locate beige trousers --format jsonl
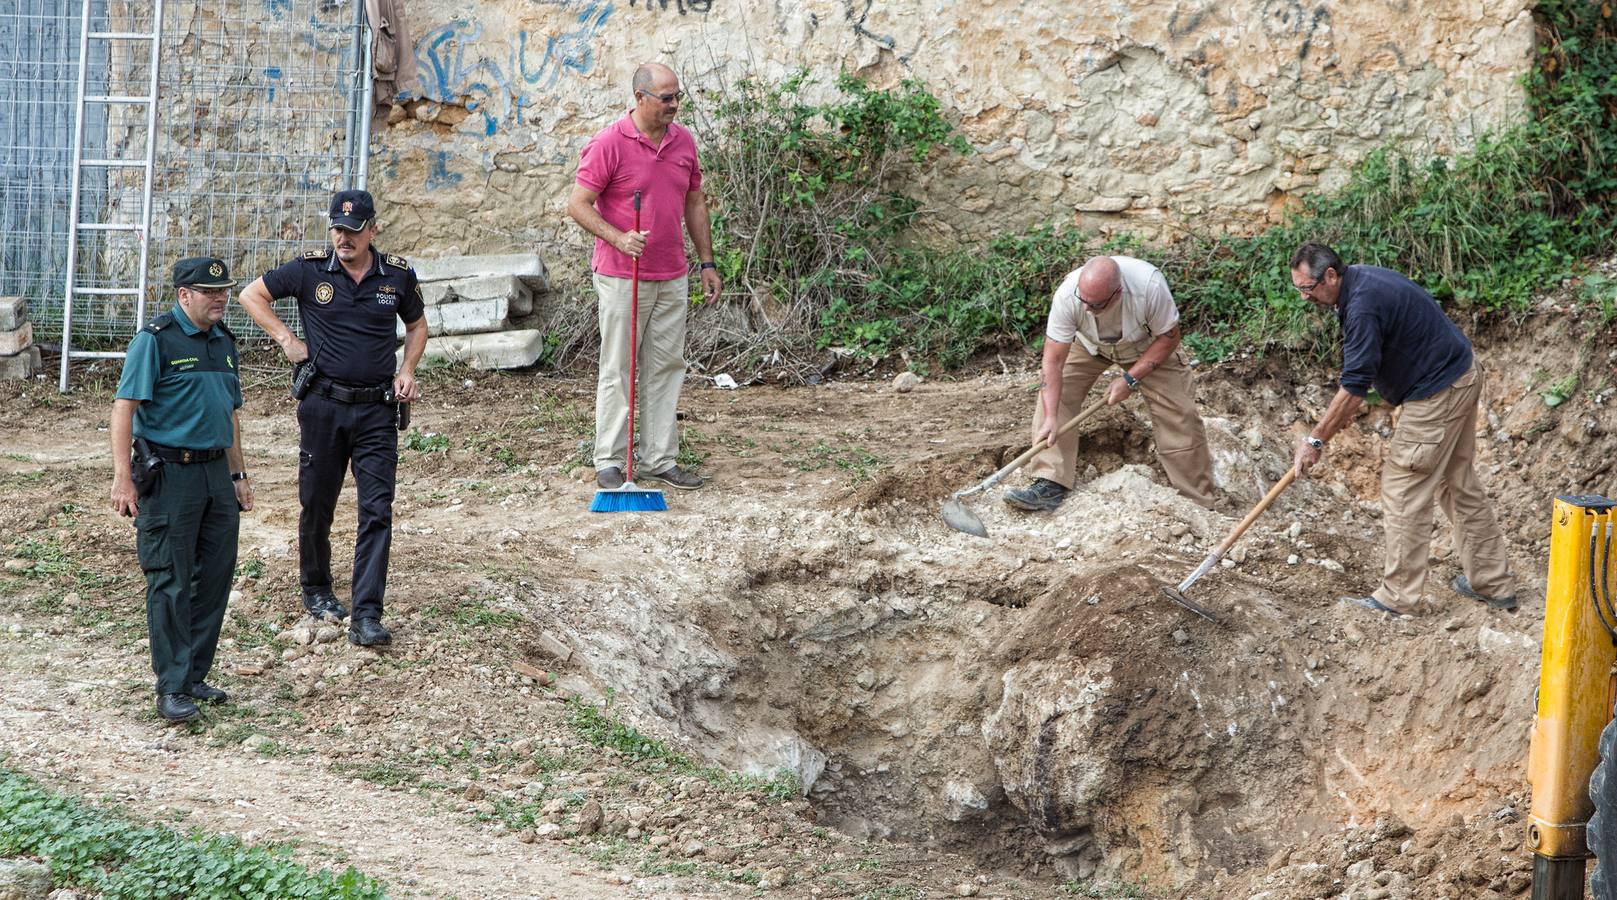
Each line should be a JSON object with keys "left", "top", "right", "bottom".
{"left": 593, "top": 272, "right": 688, "bottom": 476}
{"left": 1025, "top": 341, "right": 1216, "bottom": 508}
{"left": 1372, "top": 364, "right": 1514, "bottom": 608}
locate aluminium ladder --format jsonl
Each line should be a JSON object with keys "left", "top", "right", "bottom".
{"left": 57, "top": 0, "right": 165, "bottom": 392}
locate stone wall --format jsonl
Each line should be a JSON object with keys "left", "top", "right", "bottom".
{"left": 370, "top": 0, "right": 1535, "bottom": 270}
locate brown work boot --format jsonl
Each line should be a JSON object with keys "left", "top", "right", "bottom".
{"left": 641, "top": 465, "right": 705, "bottom": 490}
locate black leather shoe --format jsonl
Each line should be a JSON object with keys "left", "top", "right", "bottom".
{"left": 188, "top": 681, "right": 229, "bottom": 703}
{"left": 596, "top": 466, "right": 625, "bottom": 490}
{"left": 348, "top": 617, "right": 392, "bottom": 646}
{"left": 157, "top": 693, "right": 201, "bottom": 723}
{"left": 1003, "top": 478, "right": 1069, "bottom": 511}
{"left": 303, "top": 590, "right": 349, "bottom": 622}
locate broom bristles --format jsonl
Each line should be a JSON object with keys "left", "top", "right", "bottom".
{"left": 590, "top": 482, "right": 668, "bottom": 513}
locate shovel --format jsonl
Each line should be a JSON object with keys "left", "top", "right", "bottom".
{"left": 1160, "top": 467, "right": 1299, "bottom": 622}
{"left": 941, "top": 397, "right": 1110, "bottom": 538}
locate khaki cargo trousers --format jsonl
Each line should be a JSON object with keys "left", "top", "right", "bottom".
{"left": 593, "top": 272, "right": 688, "bottom": 476}
{"left": 1026, "top": 339, "right": 1216, "bottom": 508}
{"left": 1373, "top": 364, "right": 1514, "bottom": 609}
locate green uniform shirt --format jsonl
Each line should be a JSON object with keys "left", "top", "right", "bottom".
{"left": 115, "top": 304, "right": 243, "bottom": 449}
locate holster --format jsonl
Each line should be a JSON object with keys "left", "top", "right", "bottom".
{"left": 291, "top": 359, "right": 318, "bottom": 399}
{"left": 130, "top": 436, "right": 164, "bottom": 498}
{"left": 396, "top": 401, "right": 411, "bottom": 432}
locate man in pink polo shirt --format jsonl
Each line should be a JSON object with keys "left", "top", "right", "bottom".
{"left": 567, "top": 62, "right": 723, "bottom": 492}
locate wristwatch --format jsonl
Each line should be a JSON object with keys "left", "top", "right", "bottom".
{"left": 1121, "top": 372, "right": 1139, "bottom": 390}
{"left": 1305, "top": 436, "right": 1325, "bottom": 451}
{"left": 698, "top": 261, "right": 717, "bottom": 271}
{"left": 231, "top": 472, "right": 250, "bottom": 482}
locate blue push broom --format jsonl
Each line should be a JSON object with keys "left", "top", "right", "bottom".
{"left": 592, "top": 191, "right": 666, "bottom": 513}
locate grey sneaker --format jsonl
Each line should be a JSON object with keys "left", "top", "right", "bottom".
{"left": 596, "top": 466, "right": 625, "bottom": 490}
{"left": 1003, "top": 478, "right": 1068, "bottom": 512}
{"left": 1451, "top": 574, "right": 1518, "bottom": 611}
{"left": 641, "top": 465, "right": 705, "bottom": 490}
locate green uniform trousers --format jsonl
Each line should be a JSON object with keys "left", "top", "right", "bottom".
{"left": 136, "top": 457, "right": 239, "bottom": 695}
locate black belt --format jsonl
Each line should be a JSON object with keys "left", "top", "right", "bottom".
{"left": 310, "top": 375, "right": 391, "bottom": 404}
{"left": 148, "top": 444, "right": 226, "bottom": 464}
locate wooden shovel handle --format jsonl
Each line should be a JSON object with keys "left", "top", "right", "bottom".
{"left": 1213, "top": 467, "right": 1298, "bottom": 555}
{"left": 968, "top": 397, "right": 1111, "bottom": 496}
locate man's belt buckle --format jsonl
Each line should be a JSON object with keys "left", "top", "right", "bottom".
{"left": 181, "top": 449, "right": 193, "bottom": 463}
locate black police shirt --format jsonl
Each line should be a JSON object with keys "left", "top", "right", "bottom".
{"left": 262, "top": 247, "right": 425, "bottom": 386}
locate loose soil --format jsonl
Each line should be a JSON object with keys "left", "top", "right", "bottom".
{"left": 1, "top": 283, "right": 1613, "bottom": 899}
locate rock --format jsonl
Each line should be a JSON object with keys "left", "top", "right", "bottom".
{"left": 1287, "top": 554, "right": 1300, "bottom": 566}
{"left": 1173, "top": 629, "right": 1189, "bottom": 644}
{"left": 893, "top": 372, "right": 921, "bottom": 393}
{"left": 536, "top": 631, "right": 573, "bottom": 663}
{"left": 1288, "top": 521, "right": 1303, "bottom": 540}
{"left": 1169, "top": 522, "right": 1189, "bottom": 538}
{"left": 649, "top": 834, "right": 672, "bottom": 848}
{"left": 703, "top": 844, "right": 739, "bottom": 863}
{"left": 758, "top": 868, "right": 789, "bottom": 890}
{"left": 1478, "top": 625, "right": 1535, "bottom": 655}
{"left": 955, "top": 884, "right": 980, "bottom": 898}
{"left": 291, "top": 627, "right": 315, "bottom": 647}
{"left": 1229, "top": 545, "right": 1247, "bottom": 564}
{"left": 281, "top": 647, "right": 305, "bottom": 662}
{"left": 1319, "top": 558, "right": 1345, "bottom": 573}
{"left": 241, "top": 734, "right": 272, "bottom": 752}
{"left": 517, "top": 829, "right": 536, "bottom": 844}
{"left": 409, "top": 329, "right": 549, "bottom": 371}
{"left": 535, "top": 823, "right": 563, "bottom": 839}
{"left": 0, "top": 296, "right": 27, "bottom": 331}
{"left": 576, "top": 800, "right": 604, "bottom": 835}
{"left": 464, "top": 784, "right": 485, "bottom": 801}
{"left": 227, "top": 590, "right": 244, "bottom": 606}
{"left": 680, "top": 839, "right": 705, "bottom": 858}
{"left": 314, "top": 625, "right": 342, "bottom": 644}
{"left": 4, "top": 558, "right": 34, "bottom": 572}
{"left": 0, "top": 322, "right": 31, "bottom": 356}
{"left": 412, "top": 253, "right": 550, "bottom": 292}
{"left": 1345, "top": 859, "right": 1375, "bottom": 880}
{"left": 0, "top": 858, "right": 52, "bottom": 900}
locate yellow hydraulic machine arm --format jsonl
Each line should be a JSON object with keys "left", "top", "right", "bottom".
{"left": 1529, "top": 495, "right": 1617, "bottom": 899}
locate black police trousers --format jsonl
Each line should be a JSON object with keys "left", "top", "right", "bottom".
{"left": 137, "top": 456, "right": 238, "bottom": 695}
{"left": 296, "top": 392, "right": 397, "bottom": 622}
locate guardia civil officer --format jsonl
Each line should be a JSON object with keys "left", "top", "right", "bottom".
{"left": 111, "top": 257, "right": 255, "bottom": 723}
{"left": 237, "top": 190, "right": 427, "bottom": 647}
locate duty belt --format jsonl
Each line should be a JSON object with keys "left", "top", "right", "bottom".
{"left": 147, "top": 444, "right": 227, "bottom": 464}
{"left": 310, "top": 375, "right": 391, "bottom": 404}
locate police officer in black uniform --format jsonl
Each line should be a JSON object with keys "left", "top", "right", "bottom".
{"left": 112, "top": 256, "right": 255, "bottom": 723}
{"left": 238, "top": 190, "right": 426, "bottom": 647}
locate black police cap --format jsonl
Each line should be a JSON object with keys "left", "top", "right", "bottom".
{"left": 172, "top": 256, "right": 236, "bottom": 289}
{"left": 329, "top": 189, "right": 376, "bottom": 232}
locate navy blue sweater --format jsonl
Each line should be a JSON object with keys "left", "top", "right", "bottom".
{"left": 1336, "top": 265, "right": 1472, "bottom": 406}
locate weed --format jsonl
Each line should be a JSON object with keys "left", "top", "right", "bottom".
{"left": 331, "top": 760, "right": 422, "bottom": 789}
{"left": 1060, "top": 878, "right": 1146, "bottom": 898}
{"left": 235, "top": 558, "right": 267, "bottom": 580}
{"left": 780, "top": 440, "right": 886, "bottom": 482}
{"left": 567, "top": 697, "right": 801, "bottom": 798}
{"left": 1542, "top": 373, "right": 1580, "bottom": 407}
{"left": 0, "top": 769, "right": 383, "bottom": 898}
{"left": 403, "top": 430, "right": 450, "bottom": 453}
{"left": 423, "top": 595, "right": 524, "bottom": 629}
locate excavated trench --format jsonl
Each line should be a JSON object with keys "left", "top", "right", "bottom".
{"left": 549, "top": 326, "right": 1589, "bottom": 891}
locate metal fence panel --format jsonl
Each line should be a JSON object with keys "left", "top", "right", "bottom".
{"left": 1, "top": 0, "right": 366, "bottom": 347}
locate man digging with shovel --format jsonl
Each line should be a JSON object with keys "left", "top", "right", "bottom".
{"left": 1004, "top": 255, "right": 1216, "bottom": 512}
{"left": 1288, "top": 241, "right": 1516, "bottom": 616}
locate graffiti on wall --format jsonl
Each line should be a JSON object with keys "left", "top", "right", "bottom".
{"left": 415, "top": 2, "right": 614, "bottom": 137}
{"left": 626, "top": 0, "right": 712, "bottom": 13}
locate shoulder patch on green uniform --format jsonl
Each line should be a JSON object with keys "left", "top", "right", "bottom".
{"left": 304, "top": 248, "right": 332, "bottom": 260}
{"left": 142, "top": 312, "right": 175, "bottom": 334}
{"left": 385, "top": 254, "right": 410, "bottom": 269}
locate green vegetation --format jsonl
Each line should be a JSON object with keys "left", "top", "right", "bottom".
{"left": 778, "top": 438, "right": 886, "bottom": 482}
{"left": 0, "top": 769, "right": 383, "bottom": 899}
{"left": 422, "top": 594, "right": 524, "bottom": 629}
{"left": 402, "top": 429, "right": 450, "bottom": 453}
{"left": 1060, "top": 878, "right": 1146, "bottom": 898}
{"left": 567, "top": 695, "right": 802, "bottom": 799}
{"left": 696, "top": 2, "right": 1614, "bottom": 369}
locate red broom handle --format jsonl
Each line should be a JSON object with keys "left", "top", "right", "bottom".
{"left": 625, "top": 191, "right": 641, "bottom": 483}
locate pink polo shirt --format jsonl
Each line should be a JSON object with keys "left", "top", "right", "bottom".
{"left": 576, "top": 113, "right": 703, "bottom": 281}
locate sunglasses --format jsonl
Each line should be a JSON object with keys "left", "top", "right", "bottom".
{"left": 638, "top": 89, "right": 683, "bottom": 104}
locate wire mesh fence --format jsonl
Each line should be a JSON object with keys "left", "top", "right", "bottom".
{"left": 1, "top": 0, "right": 367, "bottom": 349}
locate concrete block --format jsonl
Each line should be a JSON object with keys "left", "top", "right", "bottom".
{"left": 420, "top": 274, "right": 533, "bottom": 315}
{"left": 0, "top": 321, "right": 33, "bottom": 356}
{"left": 0, "top": 296, "right": 25, "bottom": 331}
{"left": 413, "top": 254, "right": 549, "bottom": 293}
{"left": 397, "top": 297, "right": 511, "bottom": 338}
{"left": 404, "top": 329, "right": 547, "bottom": 371}
{"left": 0, "top": 346, "right": 38, "bottom": 380}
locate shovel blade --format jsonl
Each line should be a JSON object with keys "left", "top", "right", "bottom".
{"left": 941, "top": 498, "right": 988, "bottom": 538}
{"left": 1160, "top": 586, "right": 1221, "bottom": 623}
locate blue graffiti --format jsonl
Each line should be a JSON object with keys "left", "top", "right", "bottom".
{"left": 265, "top": 0, "right": 291, "bottom": 18}
{"left": 426, "top": 151, "right": 463, "bottom": 189}
{"left": 263, "top": 66, "right": 282, "bottom": 102}
{"left": 414, "top": 3, "right": 613, "bottom": 134}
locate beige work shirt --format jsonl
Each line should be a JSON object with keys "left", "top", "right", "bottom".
{"left": 1046, "top": 256, "right": 1180, "bottom": 356}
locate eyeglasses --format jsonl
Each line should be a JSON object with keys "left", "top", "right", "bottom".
{"left": 638, "top": 89, "right": 683, "bottom": 104}
{"left": 1079, "top": 286, "right": 1120, "bottom": 310}
{"left": 1294, "top": 277, "right": 1322, "bottom": 294}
